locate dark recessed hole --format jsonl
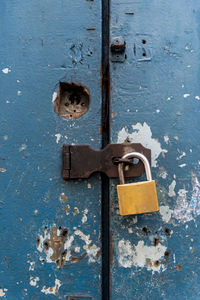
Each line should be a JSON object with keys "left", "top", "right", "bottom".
{"left": 153, "top": 238, "right": 160, "bottom": 246}
{"left": 154, "top": 260, "right": 160, "bottom": 267}
{"left": 142, "top": 227, "right": 150, "bottom": 234}
{"left": 164, "top": 250, "right": 170, "bottom": 257}
{"left": 53, "top": 82, "right": 90, "bottom": 119}
{"left": 164, "top": 228, "right": 171, "bottom": 236}
{"left": 36, "top": 237, "right": 40, "bottom": 247}
{"left": 44, "top": 241, "right": 49, "bottom": 250}
{"left": 142, "top": 53, "right": 146, "bottom": 57}
{"left": 62, "top": 229, "right": 69, "bottom": 237}
{"left": 142, "top": 39, "right": 146, "bottom": 44}
{"left": 62, "top": 249, "right": 67, "bottom": 256}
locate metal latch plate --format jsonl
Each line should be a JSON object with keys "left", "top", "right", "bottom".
{"left": 62, "top": 143, "right": 151, "bottom": 180}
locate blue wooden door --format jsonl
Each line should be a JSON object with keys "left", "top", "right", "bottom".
{"left": 0, "top": 0, "right": 102, "bottom": 299}
{"left": 110, "top": 1, "right": 200, "bottom": 299}
{"left": 1, "top": 0, "right": 200, "bottom": 299}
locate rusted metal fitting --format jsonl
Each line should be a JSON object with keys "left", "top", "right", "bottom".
{"left": 62, "top": 143, "right": 151, "bottom": 180}
{"left": 110, "top": 36, "right": 126, "bottom": 62}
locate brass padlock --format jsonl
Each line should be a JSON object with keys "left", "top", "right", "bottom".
{"left": 117, "top": 152, "right": 159, "bottom": 216}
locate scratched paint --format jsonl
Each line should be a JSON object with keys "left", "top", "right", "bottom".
{"left": 0, "top": 0, "right": 102, "bottom": 297}
{"left": 110, "top": 0, "right": 200, "bottom": 298}
{"left": 37, "top": 225, "right": 100, "bottom": 267}
{"left": 159, "top": 205, "right": 173, "bottom": 223}
{"left": 118, "top": 239, "right": 167, "bottom": 273}
{"left": 117, "top": 122, "right": 167, "bottom": 167}
{"left": 168, "top": 180, "right": 176, "bottom": 197}
{"left": 41, "top": 279, "right": 62, "bottom": 295}
{"left": 173, "top": 174, "right": 200, "bottom": 223}
{"left": 0, "top": 289, "right": 6, "bottom": 297}
{"left": 29, "top": 276, "right": 39, "bottom": 287}
{"left": 2, "top": 67, "right": 11, "bottom": 74}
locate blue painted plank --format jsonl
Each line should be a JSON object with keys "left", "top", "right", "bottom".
{"left": 0, "top": 0, "right": 102, "bottom": 299}
{"left": 110, "top": 1, "right": 200, "bottom": 299}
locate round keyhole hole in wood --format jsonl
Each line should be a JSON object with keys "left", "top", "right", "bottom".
{"left": 53, "top": 82, "right": 90, "bottom": 119}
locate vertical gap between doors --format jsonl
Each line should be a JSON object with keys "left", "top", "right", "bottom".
{"left": 101, "top": 0, "right": 110, "bottom": 298}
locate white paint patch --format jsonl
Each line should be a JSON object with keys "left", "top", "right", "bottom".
{"left": 195, "top": 96, "right": 200, "bottom": 100}
{"left": 74, "top": 230, "right": 91, "bottom": 245}
{"left": 41, "top": 279, "right": 62, "bottom": 295}
{"left": 19, "top": 144, "right": 27, "bottom": 152}
{"left": 30, "top": 276, "right": 39, "bottom": 287}
{"left": 38, "top": 226, "right": 100, "bottom": 266}
{"left": 117, "top": 122, "right": 167, "bottom": 167}
{"left": 179, "top": 163, "right": 186, "bottom": 168}
{"left": 74, "top": 230, "right": 100, "bottom": 263}
{"left": 17, "top": 90, "right": 22, "bottom": 96}
{"left": 176, "top": 151, "right": 186, "bottom": 160}
{"left": 156, "top": 109, "right": 160, "bottom": 113}
{"left": 164, "top": 136, "right": 169, "bottom": 144}
{"left": 75, "top": 246, "right": 80, "bottom": 253}
{"left": 73, "top": 207, "right": 80, "bottom": 214}
{"left": 64, "top": 235, "right": 74, "bottom": 261}
{"left": 159, "top": 206, "right": 173, "bottom": 223}
{"left": 87, "top": 183, "right": 91, "bottom": 188}
{"left": 2, "top": 68, "right": 11, "bottom": 74}
{"left": 173, "top": 175, "right": 200, "bottom": 223}
{"left": 85, "top": 244, "right": 100, "bottom": 263}
{"left": 28, "top": 261, "right": 35, "bottom": 271}
{"left": 168, "top": 180, "right": 176, "bottom": 197}
{"left": 52, "top": 92, "right": 57, "bottom": 103}
{"left": 183, "top": 94, "right": 190, "bottom": 98}
{"left": 0, "top": 168, "right": 7, "bottom": 173}
{"left": 0, "top": 288, "right": 7, "bottom": 297}
{"left": 118, "top": 239, "right": 167, "bottom": 272}
{"left": 55, "top": 134, "right": 62, "bottom": 144}
{"left": 159, "top": 167, "right": 168, "bottom": 179}
{"left": 82, "top": 209, "right": 88, "bottom": 224}
{"left": 4, "top": 135, "right": 8, "bottom": 141}
{"left": 37, "top": 228, "right": 50, "bottom": 253}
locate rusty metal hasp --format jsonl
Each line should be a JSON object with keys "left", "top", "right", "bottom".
{"left": 62, "top": 143, "right": 151, "bottom": 180}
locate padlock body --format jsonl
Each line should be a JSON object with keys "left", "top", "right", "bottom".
{"left": 117, "top": 180, "right": 159, "bottom": 216}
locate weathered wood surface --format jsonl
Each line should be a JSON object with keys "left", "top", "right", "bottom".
{"left": 0, "top": 0, "right": 102, "bottom": 298}
{"left": 110, "top": 1, "right": 200, "bottom": 299}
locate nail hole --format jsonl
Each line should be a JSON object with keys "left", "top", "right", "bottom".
{"left": 164, "top": 228, "right": 171, "bottom": 236}
{"left": 164, "top": 250, "right": 170, "bottom": 257}
{"left": 154, "top": 260, "right": 160, "bottom": 267}
{"left": 153, "top": 238, "right": 160, "bottom": 246}
{"left": 142, "top": 227, "right": 150, "bottom": 234}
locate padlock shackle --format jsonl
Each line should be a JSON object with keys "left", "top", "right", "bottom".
{"left": 118, "top": 152, "right": 152, "bottom": 184}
